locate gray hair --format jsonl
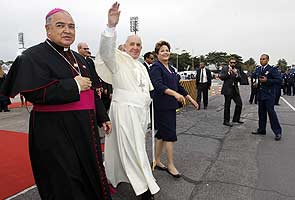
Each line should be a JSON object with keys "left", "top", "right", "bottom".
{"left": 46, "top": 15, "right": 53, "bottom": 25}
{"left": 45, "top": 10, "right": 70, "bottom": 25}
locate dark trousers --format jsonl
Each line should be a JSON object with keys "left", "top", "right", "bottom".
{"left": 197, "top": 83, "right": 209, "bottom": 108}
{"left": 249, "top": 87, "right": 257, "bottom": 104}
{"left": 282, "top": 84, "right": 287, "bottom": 95}
{"left": 287, "top": 83, "right": 292, "bottom": 95}
{"left": 223, "top": 91, "right": 242, "bottom": 122}
{"left": 258, "top": 98, "right": 282, "bottom": 136}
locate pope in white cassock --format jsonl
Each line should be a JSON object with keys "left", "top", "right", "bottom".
{"left": 95, "top": 2, "right": 160, "bottom": 200}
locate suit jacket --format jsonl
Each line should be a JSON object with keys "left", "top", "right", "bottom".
{"left": 219, "top": 65, "right": 241, "bottom": 96}
{"left": 252, "top": 64, "right": 282, "bottom": 101}
{"left": 196, "top": 68, "right": 212, "bottom": 88}
{"left": 150, "top": 61, "right": 188, "bottom": 111}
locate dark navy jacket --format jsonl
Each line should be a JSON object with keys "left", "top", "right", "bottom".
{"left": 252, "top": 65, "right": 282, "bottom": 101}
{"left": 150, "top": 61, "right": 188, "bottom": 111}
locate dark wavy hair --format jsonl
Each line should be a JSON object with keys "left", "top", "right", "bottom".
{"left": 154, "top": 40, "right": 171, "bottom": 54}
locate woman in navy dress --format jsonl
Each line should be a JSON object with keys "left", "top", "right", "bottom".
{"left": 150, "top": 41, "right": 198, "bottom": 177}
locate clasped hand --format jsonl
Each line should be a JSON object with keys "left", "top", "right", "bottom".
{"left": 102, "top": 121, "right": 112, "bottom": 134}
{"left": 74, "top": 76, "right": 92, "bottom": 91}
{"left": 259, "top": 76, "right": 267, "bottom": 83}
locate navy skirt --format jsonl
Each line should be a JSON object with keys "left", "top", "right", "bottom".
{"left": 154, "top": 109, "right": 177, "bottom": 142}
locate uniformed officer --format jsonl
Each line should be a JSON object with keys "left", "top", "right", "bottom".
{"left": 251, "top": 54, "right": 282, "bottom": 141}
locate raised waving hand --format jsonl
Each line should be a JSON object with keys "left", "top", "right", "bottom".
{"left": 108, "top": 2, "right": 121, "bottom": 28}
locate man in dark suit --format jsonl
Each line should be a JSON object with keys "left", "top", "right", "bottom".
{"left": 196, "top": 62, "right": 212, "bottom": 109}
{"left": 252, "top": 54, "right": 282, "bottom": 141}
{"left": 219, "top": 58, "right": 243, "bottom": 127}
{"left": 77, "top": 42, "right": 103, "bottom": 92}
{"left": 143, "top": 52, "right": 154, "bottom": 72}
{"left": 78, "top": 42, "right": 114, "bottom": 112}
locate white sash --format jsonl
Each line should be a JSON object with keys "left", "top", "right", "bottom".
{"left": 112, "top": 88, "right": 151, "bottom": 108}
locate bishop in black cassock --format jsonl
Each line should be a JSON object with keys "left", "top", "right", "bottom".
{"left": 0, "top": 8, "right": 112, "bottom": 200}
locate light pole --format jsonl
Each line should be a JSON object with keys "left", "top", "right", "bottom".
{"left": 130, "top": 16, "right": 139, "bottom": 34}
{"left": 175, "top": 48, "right": 179, "bottom": 71}
{"left": 17, "top": 32, "right": 26, "bottom": 55}
{"left": 191, "top": 49, "right": 194, "bottom": 70}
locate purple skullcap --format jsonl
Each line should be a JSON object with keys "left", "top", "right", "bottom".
{"left": 46, "top": 8, "right": 66, "bottom": 20}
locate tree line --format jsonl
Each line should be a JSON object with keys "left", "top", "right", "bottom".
{"left": 2, "top": 51, "right": 290, "bottom": 74}
{"left": 165, "top": 51, "right": 289, "bottom": 73}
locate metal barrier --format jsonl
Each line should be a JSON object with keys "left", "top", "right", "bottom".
{"left": 179, "top": 80, "right": 196, "bottom": 105}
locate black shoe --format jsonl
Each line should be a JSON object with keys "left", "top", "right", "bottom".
{"left": 275, "top": 134, "right": 282, "bottom": 141}
{"left": 251, "top": 130, "right": 266, "bottom": 135}
{"left": 223, "top": 122, "right": 233, "bottom": 127}
{"left": 166, "top": 169, "right": 181, "bottom": 178}
{"left": 204, "top": 106, "right": 207, "bottom": 109}
{"left": 141, "top": 190, "right": 154, "bottom": 200}
{"left": 232, "top": 120, "right": 244, "bottom": 124}
{"left": 249, "top": 101, "right": 253, "bottom": 104}
{"left": 155, "top": 165, "right": 168, "bottom": 171}
{"left": 4, "top": 109, "right": 10, "bottom": 112}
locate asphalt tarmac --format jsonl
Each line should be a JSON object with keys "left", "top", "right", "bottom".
{"left": 1, "top": 86, "right": 295, "bottom": 200}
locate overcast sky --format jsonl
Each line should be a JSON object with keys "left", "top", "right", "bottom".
{"left": 1, "top": 0, "right": 294, "bottom": 65}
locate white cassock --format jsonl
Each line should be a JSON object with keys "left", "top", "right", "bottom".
{"left": 95, "top": 29, "right": 160, "bottom": 196}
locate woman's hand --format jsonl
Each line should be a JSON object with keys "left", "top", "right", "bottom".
{"left": 174, "top": 93, "right": 186, "bottom": 105}
{"left": 186, "top": 95, "right": 199, "bottom": 110}
{"left": 190, "top": 99, "right": 199, "bottom": 110}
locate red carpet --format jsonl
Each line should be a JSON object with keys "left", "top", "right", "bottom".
{"left": 0, "top": 130, "right": 35, "bottom": 200}
{"left": 0, "top": 130, "right": 105, "bottom": 199}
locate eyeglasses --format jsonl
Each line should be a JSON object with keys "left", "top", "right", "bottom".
{"left": 83, "top": 48, "right": 89, "bottom": 50}
{"left": 230, "top": 62, "right": 236, "bottom": 64}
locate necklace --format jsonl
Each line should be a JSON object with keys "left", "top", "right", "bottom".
{"left": 46, "top": 40, "right": 81, "bottom": 75}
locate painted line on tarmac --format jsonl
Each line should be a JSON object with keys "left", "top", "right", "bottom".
{"left": 280, "top": 96, "right": 295, "bottom": 111}
{"left": 5, "top": 185, "right": 36, "bottom": 200}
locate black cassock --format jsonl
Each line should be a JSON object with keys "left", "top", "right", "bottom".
{"left": 0, "top": 40, "right": 112, "bottom": 200}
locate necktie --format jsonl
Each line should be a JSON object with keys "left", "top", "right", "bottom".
{"left": 201, "top": 69, "right": 204, "bottom": 83}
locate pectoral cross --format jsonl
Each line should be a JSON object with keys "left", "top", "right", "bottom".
{"left": 139, "top": 79, "right": 145, "bottom": 92}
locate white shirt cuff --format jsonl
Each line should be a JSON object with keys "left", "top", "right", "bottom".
{"left": 74, "top": 79, "right": 81, "bottom": 93}
{"left": 104, "top": 26, "right": 116, "bottom": 37}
